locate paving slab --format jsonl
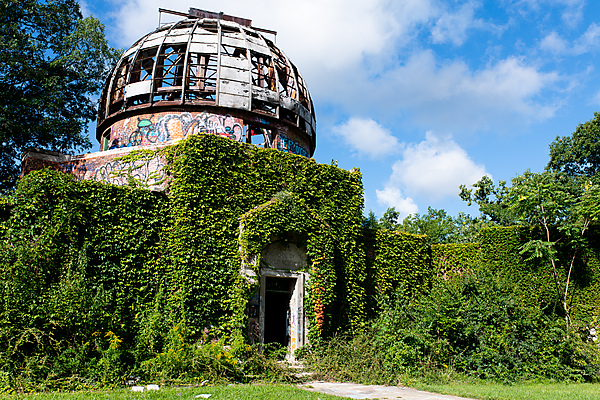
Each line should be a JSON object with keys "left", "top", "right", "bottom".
{"left": 299, "top": 381, "right": 477, "bottom": 400}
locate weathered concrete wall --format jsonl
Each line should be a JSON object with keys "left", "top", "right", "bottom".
{"left": 106, "top": 111, "right": 245, "bottom": 150}
{"left": 104, "top": 110, "right": 311, "bottom": 158}
{"left": 21, "top": 143, "right": 169, "bottom": 191}
{"left": 22, "top": 110, "right": 312, "bottom": 190}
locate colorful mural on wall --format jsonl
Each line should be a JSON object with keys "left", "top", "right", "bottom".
{"left": 108, "top": 112, "right": 245, "bottom": 149}
{"left": 20, "top": 145, "right": 171, "bottom": 191}
{"left": 278, "top": 133, "right": 309, "bottom": 158}
{"left": 92, "top": 155, "right": 166, "bottom": 187}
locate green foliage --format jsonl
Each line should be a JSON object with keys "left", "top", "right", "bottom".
{"left": 363, "top": 229, "right": 432, "bottom": 318}
{"left": 379, "top": 207, "right": 399, "bottom": 231}
{"left": 506, "top": 171, "right": 599, "bottom": 328}
{"left": 373, "top": 207, "right": 480, "bottom": 244}
{"left": 459, "top": 176, "right": 516, "bottom": 225}
{"left": 159, "top": 134, "right": 365, "bottom": 337}
{"left": 362, "top": 210, "right": 379, "bottom": 230}
{"left": 0, "top": 133, "right": 367, "bottom": 389}
{"left": 0, "top": 0, "right": 120, "bottom": 189}
{"left": 432, "top": 242, "right": 479, "bottom": 279}
{"left": 548, "top": 112, "right": 600, "bottom": 180}
{"left": 400, "top": 207, "right": 474, "bottom": 244}
{"left": 138, "top": 323, "right": 285, "bottom": 384}
{"left": 0, "top": 169, "right": 166, "bottom": 390}
{"left": 4, "top": 128, "right": 600, "bottom": 389}
{"left": 306, "top": 268, "right": 600, "bottom": 384}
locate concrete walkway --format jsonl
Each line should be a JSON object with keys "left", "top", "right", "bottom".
{"left": 298, "top": 381, "right": 477, "bottom": 400}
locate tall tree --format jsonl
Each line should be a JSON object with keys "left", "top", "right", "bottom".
{"left": 400, "top": 207, "right": 456, "bottom": 243}
{"left": 0, "top": 0, "right": 119, "bottom": 189}
{"left": 547, "top": 112, "right": 600, "bottom": 180}
{"left": 459, "top": 175, "right": 517, "bottom": 225}
{"left": 379, "top": 207, "right": 400, "bottom": 231}
{"left": 507, "top": 170, "right": 598, "bottom": 330}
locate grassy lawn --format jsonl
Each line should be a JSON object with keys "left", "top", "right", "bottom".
{"left": 2, "top": 381, "right": 600, "bottom": 400}
{"left": 1, "top": 384, "right": 346, "bottom": 400}
{"left": 417, "top": 381, "right": 600, "bottom": 400}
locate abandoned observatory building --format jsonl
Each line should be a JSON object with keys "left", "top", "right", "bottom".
{"left": 23, "top": 7, "right": 316, "bottom": 186}
{"left": 20, "top": 8, "right": 356, "bottom": 356}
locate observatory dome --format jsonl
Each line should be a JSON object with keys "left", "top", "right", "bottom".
{"left": 96, "top": 14, "right": 316, "bottom": 157}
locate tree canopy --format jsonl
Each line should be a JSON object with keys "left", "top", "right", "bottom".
{"left": 547, "top": 112, "right": 600, "bottom": 181}
{"left": 0, "top": 0, "right": 119, "bottom": 189}
{"left": 366, "top": 206, "right": 478, "bottom": 244}
{"left": 459, "top": 175, "right": 517, "bottom": 225}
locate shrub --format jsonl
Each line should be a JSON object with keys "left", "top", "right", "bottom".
{"left": 305, "top": 269, "right": 600, "bottom": 384}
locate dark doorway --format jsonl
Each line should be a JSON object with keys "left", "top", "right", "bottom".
{"left": 263, "top": 276, "right": 295, "bottom": 345}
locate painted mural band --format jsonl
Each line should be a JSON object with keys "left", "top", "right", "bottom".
{"left": 278, "top": 133, "right": 310, "bottom": 158}
{"left": 54, "top": 152, "right": 167, "bottom": 191}
{"left": 92, "top": 155, "right": 166, "bottom": 188}
{"left": 109, "top": 111, "right": 245, "bottom": 149}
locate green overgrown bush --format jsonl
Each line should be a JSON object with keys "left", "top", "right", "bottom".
{"left": 138, "top": 323, "right": 290, "bottom": 384}
{"left": 0, "top": 134, "right": 365, "bottom": 390}
{"left": 304, "top": 268, "right": 600, "bottom": 384}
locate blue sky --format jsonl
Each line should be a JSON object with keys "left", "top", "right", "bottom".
{"left": 83, "top": 0, "right": 600, "bottom": 219}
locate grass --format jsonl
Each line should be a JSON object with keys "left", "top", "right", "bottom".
{"left": 2, "top": 381, "right": 600, "bottom": 400}
{"left": 416, "top": 381, "right": 600, "bottom": 400}
{"left": 1, "top": 384, "right": 346, "bottom": 400}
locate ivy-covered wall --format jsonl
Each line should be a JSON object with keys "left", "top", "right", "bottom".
{"left": 362, "top": 230, "right": 432, "bottom": 319}
{"left": 158, "top": 134, "right": 365, "bottom": 337}
{"left": 2, "top": 134, "right": 367, "bottom": 349}
{"left": 3, "top": 132, "right": 600, "bottom": 387}
{"left": 0, "top": 169, "right": 167, "bottom": 383}
{"left": 430, "top": 226, "right": 600, "bottom": 324}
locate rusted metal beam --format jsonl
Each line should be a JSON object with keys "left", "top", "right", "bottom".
{"left": 252, "top": 26, "right": 278, "bottom": 39}
{"left": 188, "top": 7, "right": 252, "bottom": 27}
{"left": 158, "top": 8, "right": 188, "bottom": 18}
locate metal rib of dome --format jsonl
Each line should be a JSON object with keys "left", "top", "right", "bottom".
{"left": 97, "top": 17, "right": 316, "bottom": 155}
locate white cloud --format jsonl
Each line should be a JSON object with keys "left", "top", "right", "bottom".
{"left": 377, "top": 132, "right": 489, "bottom": 213}
{"left": 579, "top": 23, "right": 600, "bottom": 52}
{"left": 540, "top": 23, "right": 600, "bottom": 56}
{"left": 592, "top": 90, "right": 600, "bottom": 106}
{"left": 540, "top": 31, "right": 569, "bottom": 54}
{"left": 347, "top": 51, "right": 559, "bottom": 132}
{"left": 556, "top": 0, "right": 585, "bottom": 27}
{"left": 512, "top": 0, "right": 585, "bottom": 27}
{"left": 431, "top": 2, "right": 478, "bottom": 46}
{"left": 106, "top": 0, "right": 437, "bottom": 73}
{"left": 331, "top": 118, "right": 399, "bottom": 158}
{"left": 375, "top": 186, "right": 419, "bottom": 218}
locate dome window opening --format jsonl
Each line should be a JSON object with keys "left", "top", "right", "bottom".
{"left": 221, "top": 44, "right": 248, "bottom": 59}
{"left": 248, "top": 126, "right": 274, "bottom": 148}
{"left": 186, "top": 53, "right": 218, "bottom": 102}
{"left": 154, "top": 44, "right": 186, "bottom": 102}
{"left": 252, "top": 99, "right": 277, "bottom": 115}
{"left": 275, "top": 61, "right": 297, "bottom": 100}
{"left": 131, "top": 47, "right": 157, "bottom": 83}
{"left": 251, "top": 52, "right": 276, "bottom": 91}
{"left": 111, "top": 59, "right": 129, "bottom": 102}
{"left": 127, "top": 47, "right": 158, "bottom": 106}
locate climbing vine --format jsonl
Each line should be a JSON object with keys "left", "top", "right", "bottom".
{"left": 4, "top": 133, "right": 598, "bottom": 389}
{"left": 157, "top": 134, "right": 365, "bottom": 338}
{"left": 362, "top": 229, "right": 433, "bottom": 317}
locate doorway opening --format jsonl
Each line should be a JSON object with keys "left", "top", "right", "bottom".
{"left": 263, "top": 276, "right": 296, "bottom": 346}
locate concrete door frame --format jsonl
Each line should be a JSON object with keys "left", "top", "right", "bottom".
{"left": 259, "top": 267, "right": 308, "bottom": 359}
